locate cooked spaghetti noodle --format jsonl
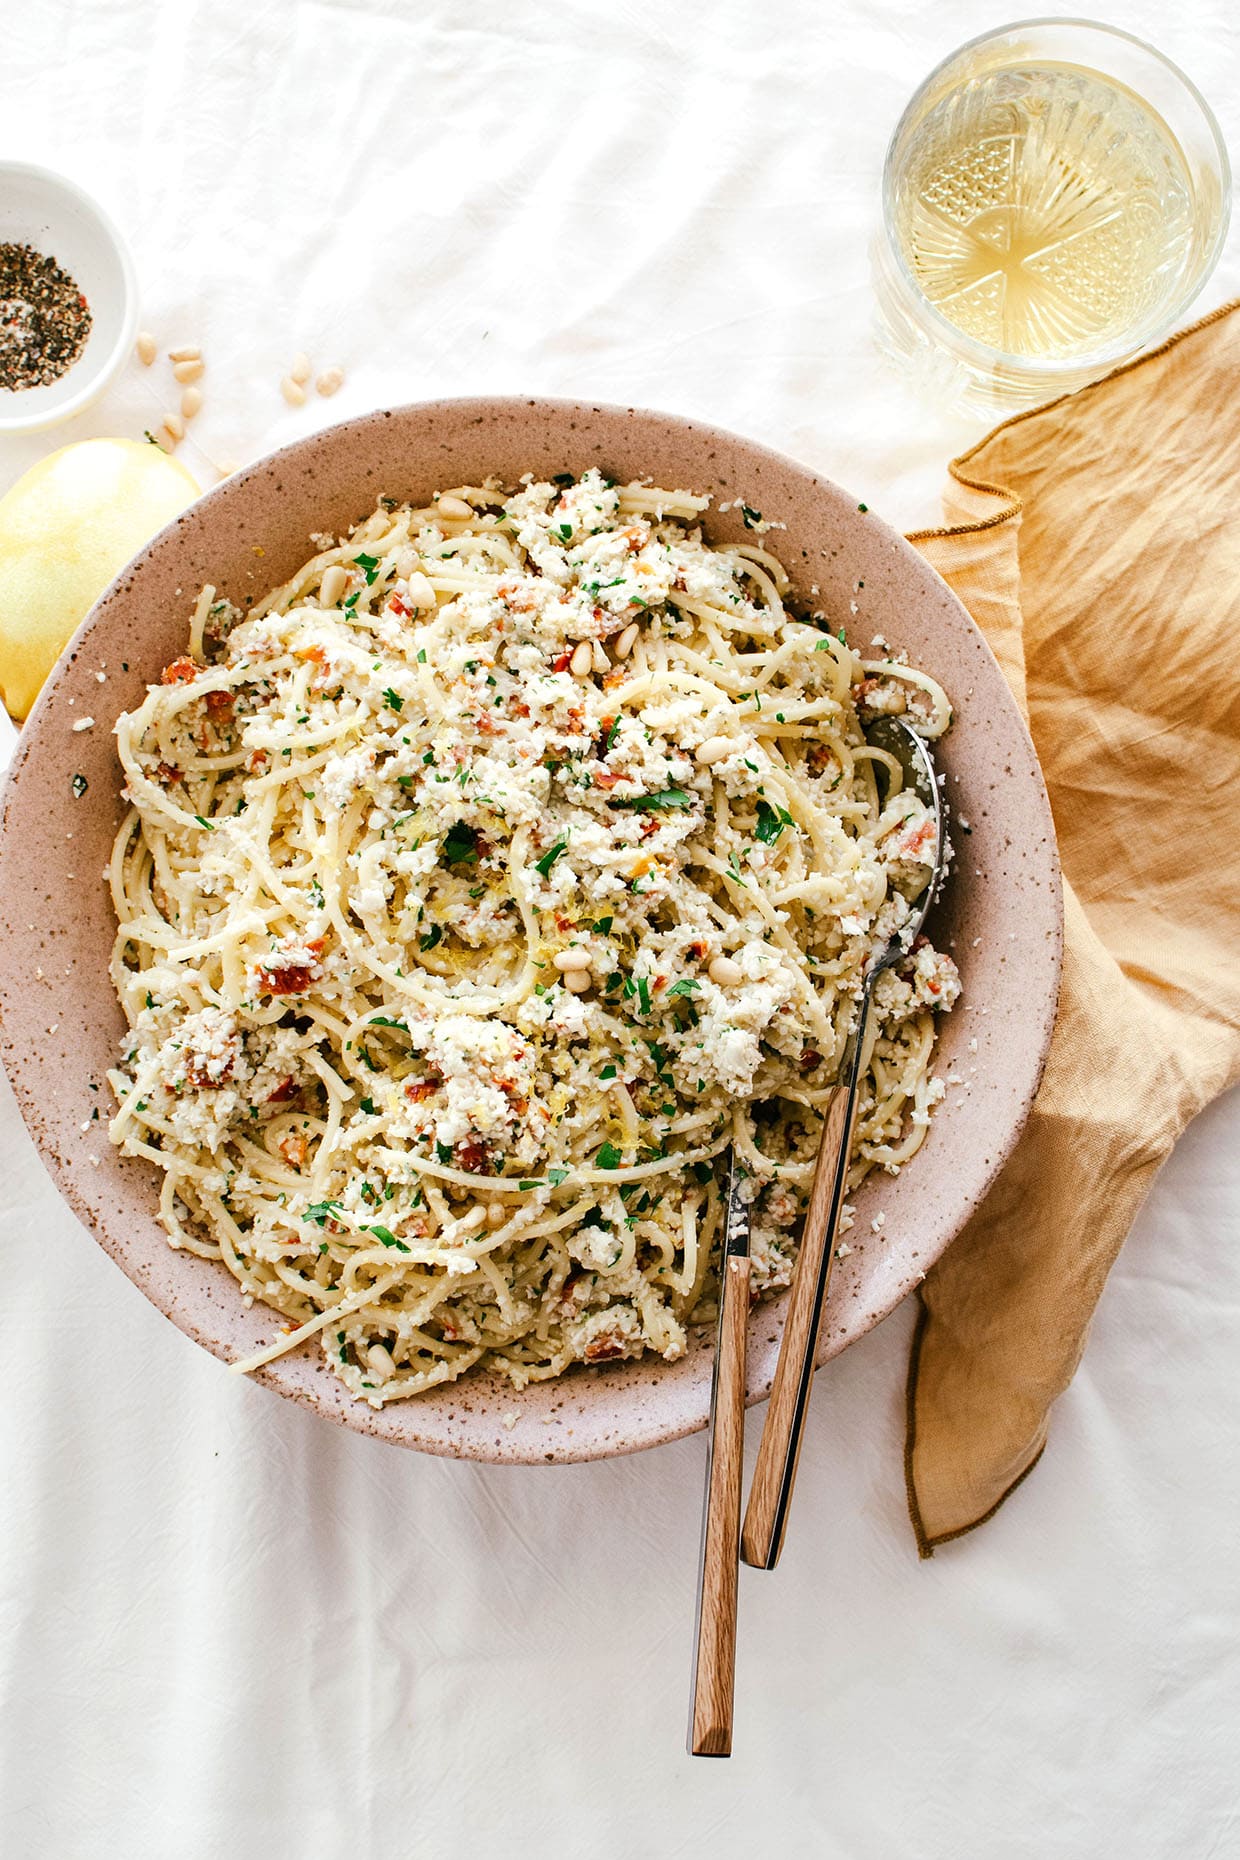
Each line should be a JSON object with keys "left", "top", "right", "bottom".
{"left": 107, "top": 472, "right": 959, "bottom": 1404}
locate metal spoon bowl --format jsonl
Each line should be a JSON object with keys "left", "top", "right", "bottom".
{"left": 863, "top": 712, "right": 948, "bottom": 979}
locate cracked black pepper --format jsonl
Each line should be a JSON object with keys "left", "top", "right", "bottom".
{"left": 0, "top": 243, "right": 93, "bottom": 391}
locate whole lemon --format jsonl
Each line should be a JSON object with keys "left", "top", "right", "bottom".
{"left": 0, "top": 438, "right": 198, "bottom": 720}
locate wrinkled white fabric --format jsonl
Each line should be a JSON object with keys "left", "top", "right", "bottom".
{"left": 1, "top": 3, "right": 1238, "bottom": 1855}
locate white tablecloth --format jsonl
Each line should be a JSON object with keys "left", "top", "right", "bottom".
{"left": 2, "top": 4, "right": 1238, "bottom": 1853}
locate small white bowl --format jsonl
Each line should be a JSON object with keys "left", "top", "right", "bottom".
{"left": 0, "top": 162, "right": 139, "bottom": 436}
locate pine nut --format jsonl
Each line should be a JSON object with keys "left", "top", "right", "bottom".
{"left": 280, "top": 376, "right": 307, "bottom": 407}
{"left": 168, "top": 345, "right": 201, "bottom": 363}
{"left": 708, "top": 955, "right": 743, "bottom": 986}
{"left": 486, "top": 1202, "right": 508, "bottom": 1227}
{"left": 136, "top": 331, "right": 157, "bottom": 366}
{"left": 457, "top": 1204, "right": 487, "bottom": 1233}
{"left": 405, "top": 572, "right": 436, "bottom": 612}
{"left": 172, "top": 358, "right": 204, "bottom": 384}
{"left": 436, "top": 494, "right": 474, "bottom": 520}
{"left": 180, "top": 386, "right": 203, "bottom": 419}
{"left": 696, "top": 735, "right": 732, "bottom": 765}
{"left": 569, "top": 639, "right": 592, "bottom": 677}
{"left": 319, "top": 564, "right": 348, "bottom": 606}
{"left": 553, "top": 947, "right": 591, "bottom": 972}
{"left": 563, "top": 968, "right": 592, "bottom": 993}
{"left": 160, "top": 413, "right": 184, "bottom": 444}
{"left": 290, "top": 352, "right": 312, "bottom": 385}
{"left": 613, "top": 622, "right": 639, "bottom": 660}
{"left": 366, "top": 1342, "right": 396, "bottom": 1379}
{"left": 316, "top": 366, "right": 345, "bottom": 396}
{"left": 591, "top": 637, "right": 610, "bottom": 674}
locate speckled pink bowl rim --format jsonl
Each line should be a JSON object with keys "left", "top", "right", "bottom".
{"left": 0, "top": 398, "right": 1062, "bottom": 1463}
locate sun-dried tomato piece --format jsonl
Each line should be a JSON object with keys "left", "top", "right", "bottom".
{"left": 257, "top": 964, "right": 314, "bottom": 996}
{"left": 453, "top": 1135, "right": 491, "bottom": 1174}
{"left": 584, "top": 1332, "right": 628, "bottom": 1363}
{"left": 161, "top": 656, "right": 200, "bottom": 685}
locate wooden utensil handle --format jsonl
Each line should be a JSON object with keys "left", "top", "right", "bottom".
{"left": 740, "top": 1007, "right": 867, "bottom": 1571}
{"left": 688, "top": 1251, "right": 750, "bottom": 1757}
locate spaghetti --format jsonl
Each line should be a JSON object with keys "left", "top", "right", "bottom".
{"left": 107, "top": 471, "right": 960, "bottom": 1405}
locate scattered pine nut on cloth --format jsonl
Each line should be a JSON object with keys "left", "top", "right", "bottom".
{"left": 903, "top": 303, "right": 1240, "bottom": 1554}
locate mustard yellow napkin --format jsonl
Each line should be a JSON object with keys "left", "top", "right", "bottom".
{"left": 902, "top": 303, "right": 1240, "bottom": 1554}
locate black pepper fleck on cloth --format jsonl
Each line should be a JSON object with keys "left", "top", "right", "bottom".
{"left": 0, "top": 243, "right": 92, "bottom": 391}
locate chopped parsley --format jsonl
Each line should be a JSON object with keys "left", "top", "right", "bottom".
{"left": 754, "top": 799, "right": 794, "bottom": 844}
{"left": 535, "top": 837, "right": 568, "bottom": 877}
{"left": 382, "top": 687, "right": 403, "bottom": 713}
{"left": 355, "top": 552, "right": 380, "bottom": 584}
{"left": 304, "top": 1200, "right": 342, "bottom": 1227}
{"left": 613, "top": 788, "right": 691, "bottom": 812}
{"left": 740, "top": 504, "right": 762, "bottom": 529}
{"left": 367, "top": 1224, "right": 410, "bottom": 1253}
{"left": 420, "top": 923, "right": 443, "bottom": 952}
{"left": 666, "top": 979, "right": 700, "bottom": 997}
{"left": 442, "top": 820, "right": 479, "bottom": 865}
{"left": 596, "top": 1141, "right": 623, "bottom": 1171}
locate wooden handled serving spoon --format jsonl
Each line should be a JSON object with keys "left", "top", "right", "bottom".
{"left": 688, "top": 1146, "right": 751, "bottom": 1756}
